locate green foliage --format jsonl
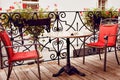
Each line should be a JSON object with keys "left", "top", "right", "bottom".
{"left": 83, "top": 7, "right": 118, "bottom": 30}
{"left": 13, "top": 8, "right": 49, "bottom": 38}
{"left": 101, "top": 7, "right": 118, "bottom": 18}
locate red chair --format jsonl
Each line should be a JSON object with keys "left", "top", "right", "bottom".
{"left": 86, "top": 18, "right": 120, "bottom": 71}
{"left": 0, "top": 27, "right": 41, "bottom": 80}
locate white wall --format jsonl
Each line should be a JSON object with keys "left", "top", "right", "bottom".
{"left": 39, "top": 0, "right": 98, "bottom": 11}
{"left": 0, "top": 0, "right": 21, "bottom": 12}
{"left": 1, "top": 0, "right": 120, "bottom": 11}
{"left": 0, "top": 0, "right": 98, "bottom": 12}
{"left": 107, "top": 0, "right": 120, "bottom": 10}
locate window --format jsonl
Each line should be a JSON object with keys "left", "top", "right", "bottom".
{"left": 23, "top": 0, "right": 39, "bottom": 1}
{"left": 98, "top": 0, "right": 107, "bottom": 10}
{"left": 22, "top": 3, "right": 39, "bottom": 9}
{"left": 22, "top": 0, "right": 39, "bottom": 10}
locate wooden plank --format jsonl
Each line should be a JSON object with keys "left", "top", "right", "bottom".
{"left": 78, "top": 53, "right": 120, "bottom": 80}
{"left": 29, "top": 63, "right": 50, "bottom": 80}
{"left": 91, "top": 53, "right": 120, "bottom": 73}
{"left": 21, "top": 65, "right": 39, "bottom": 80}
{"left": 59, "top": 59, "right": 88, "bottom": 80}
{"left": 42, "top": 61, "right": 69, "bottom": 80}
{"left": 0, "top": 52, "right": 120, "bottom": 80}
{"left": 55, "top": 59, "right": 89, "bottom": 80}
{"left": 70, "top": 58, "right": 104, "bottom": 80}
{"left": 13, "top": 66, "right": 30, "bottom": 80}
{"left": 0, "top": 69, "right": 7, "bottom": 80}
{"left": 50, "top": 60, "right": 85, "bottom": 80}
{"left": 4, "top": 67, "right": 18, "bottom": 80}
{"left": 40, "top": 63, "right": 60, "bottom": 80}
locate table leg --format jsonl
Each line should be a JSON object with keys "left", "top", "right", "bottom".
{"left": 57, "top": 38, "right": 60, "bottom": 65}
{"left": 83, "top": 36, "right": 86, "bottom": 64}
{"left": 53, "top": 38, "right": 85, "bottom": 77}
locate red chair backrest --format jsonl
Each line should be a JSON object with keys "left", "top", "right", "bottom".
{"left": 98, "top": 24, "right": 118, "bottom": 46}
{"left": 0, "top": 30, "right": 14, "bottom": 59}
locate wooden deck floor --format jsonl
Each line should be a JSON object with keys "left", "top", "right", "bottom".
{"left": 1, "top": 52, "right": 120, "bottom": 80}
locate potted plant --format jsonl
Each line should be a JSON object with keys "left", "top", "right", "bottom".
{"left": 83, "top": 7, "right": 119, "bottom": 31}
{"left": 11, "top": 8, "right": 49, "bottom": 38}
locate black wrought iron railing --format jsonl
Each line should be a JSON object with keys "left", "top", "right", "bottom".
{"left": 0, "top": 11, "right": 120, "bottom": 68}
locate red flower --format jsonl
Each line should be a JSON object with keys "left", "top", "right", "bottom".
{"left": 14, "top": 2, "right": 17, "bottom": 4}
{"left": 84, "top": 8, "right": 88, "bottom": 11}
{"left": 23, "top": 3, "right": 27, "bottom": 8}
{"left": 9, "top": 6, "right": 14, "bottom": 9}
{"left": 54, "top": 4, "right": 57, "bottom": 7}
{"left": 106, "top": 11, "right": 109, "bottom": 15}
{"left": 119, "top": 8, "right": 120, "bottom": 12}
{"left": 79, "top": 11, "right": 83, "bottom": 16}
{"left": 0, "top": 8, "right": 2, "bottom": 11}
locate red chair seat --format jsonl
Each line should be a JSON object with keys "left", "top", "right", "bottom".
{"left": 87, "top": 41, "right": 115, "bottom": 48}
{"left": 11, "top": 50, "right": 38, "bottom": 62}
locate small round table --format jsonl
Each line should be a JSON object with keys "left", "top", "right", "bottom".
{"left": 46, "top": 31, "right": 92, "bottom": 77}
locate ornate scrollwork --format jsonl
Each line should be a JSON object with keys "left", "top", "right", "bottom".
{"left": 50, "top": 53, "right": 57, "bottom": 60}
{"left": 3, "top": 59, "right": 24, "bottom": 67}
{"left": 48, "top": 12, "right": 56, "bottom": 22}
{"left": 49, "top": 12, "right": 64, "bottom": 32}
{"left": 50, "top": 38, "right": 66, "bottom": 60}
{"left": 15, "top": 61, "right": 24, "bottom": 65}
{"left": 59, "top": 12, "right": 66, "bottom": 19}
{"left": 117, "top": 45, "right": 120, "bottom": 51}
{"left": 0, "top": 13, "right": 9, "bottom": 26}
{"left": 60, "top": 52, "right": 66, "bottom": 59}
{"left": 90, "top": 35, "right": 98, "bottom": 43}
{"left": 4, "top": 59, "right": 9, "bottom": 67}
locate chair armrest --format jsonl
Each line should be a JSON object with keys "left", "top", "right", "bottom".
{"left": 4, "top": 43, "right": 41, "bottom": 48}
{"left": 104, "top": 35, "right": 108, "bottom": 40}
{"left": 104, "top": 34, "right": 118, "bottom": 46}
{"left": 104, "top": 34, "right": 118, "bottom": 39}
